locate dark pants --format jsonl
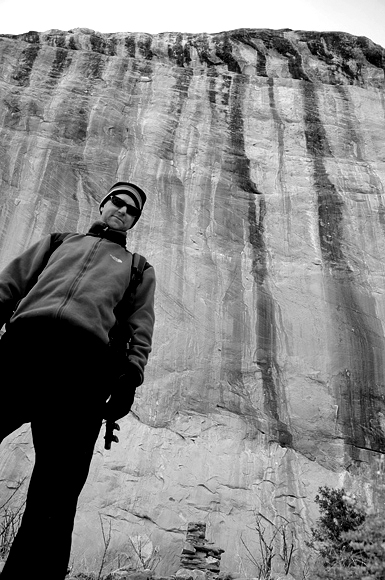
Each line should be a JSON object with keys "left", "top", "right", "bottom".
{"left": 0, "top": 320, "right": 111, "bottom": 580}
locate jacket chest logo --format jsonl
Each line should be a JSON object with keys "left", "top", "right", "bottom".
{"left": 110, "top": 254, "right": 123, "bottom": 263}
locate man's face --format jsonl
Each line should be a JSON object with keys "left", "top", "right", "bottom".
{"left": 100, "top": 193, "right": 138, "bottom": 232}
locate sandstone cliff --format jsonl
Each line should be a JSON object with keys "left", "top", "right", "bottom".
{"left": 0, "top": 27, "right": 384, "bottom": 577}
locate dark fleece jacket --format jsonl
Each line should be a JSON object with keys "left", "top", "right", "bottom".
{"left": 0, "top": 222, "right": 156, "bottom": 385}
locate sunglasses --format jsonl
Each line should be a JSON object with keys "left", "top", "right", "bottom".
{"left": 110, "top": 195, "right": 141, "bottom": 217}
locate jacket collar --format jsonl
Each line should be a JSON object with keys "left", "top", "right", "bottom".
{"left": 87, "top": 221, "right": 127, "bottom": 249}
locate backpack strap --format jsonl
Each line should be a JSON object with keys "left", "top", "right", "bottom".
{"left": 127, "top": 253, "right": 147, "bottom": 307}
{"left": 109, "top": 253, "right": 148, "bottom": 350}
{"left": 25, "top": 233, "right": 74, "bottom": 290}
{"left": 46, "top": 232, "right": 74, "bottom": 265}
{"left": 49, "top": 232, "right": 73, "bottom": 254}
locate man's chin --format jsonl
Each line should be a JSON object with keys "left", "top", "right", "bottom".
{"left": 107, "top": 217, "right": 126, "bottom": 231}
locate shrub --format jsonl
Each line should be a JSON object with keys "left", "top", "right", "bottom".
{"left": 309, "top": 464, "right": 385, "bottom": 580}
{"left": 308, "top": 486, "right": 366, "bottom": 575}
{"left": 339, "top": 467, "right": 385, "bottom": 580}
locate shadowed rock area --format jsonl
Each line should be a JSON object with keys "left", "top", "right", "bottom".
{"left": 0, "top": 26, "right": 385, "bottom": 577}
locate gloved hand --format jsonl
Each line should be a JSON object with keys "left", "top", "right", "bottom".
{"left": 103, "top": 364, "right": 142, "bottom": 421}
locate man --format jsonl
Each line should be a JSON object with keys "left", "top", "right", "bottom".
{"left": 0, "top": 182, "right": 155, "bottom": 579}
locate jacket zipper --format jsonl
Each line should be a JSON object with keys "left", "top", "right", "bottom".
{"left": 56, "top": 237, "right": 101, "bottom": 320}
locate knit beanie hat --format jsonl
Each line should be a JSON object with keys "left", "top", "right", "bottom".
{"left": 99, "top": 182, "right": 147, "bottom": 213}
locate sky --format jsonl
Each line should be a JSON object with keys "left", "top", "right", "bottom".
{"left": 1, "top": 0, "right": 385, "bottom": 48}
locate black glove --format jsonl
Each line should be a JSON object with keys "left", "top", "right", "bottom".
{"left": 104, "top": 383, "right": 136, "bottom": 421}
{"left": 103, "top": 364, "right": 142, "bottom": 422}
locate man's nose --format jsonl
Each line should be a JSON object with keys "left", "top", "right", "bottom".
{"left": 117, "top": 205, "right": 127, "bottom": 214}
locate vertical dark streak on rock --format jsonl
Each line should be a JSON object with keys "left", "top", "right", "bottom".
{"left": 133, "top": 37, "right": 154, "bottom": 80}
{"left": 208, "top": 72, "right": 217, "bottom": 104}
{"left": 43, "top": 31, "right": 66, "bottom": 49}
{"left": 192, "top": 34, "right": 217, "bottom": 68}
{"left": 224, "top": 72, "right": 292, "bottom": 445}
{"left": 90, "top": 34, "right": 114, "bottom": 56}
{"left": 168, "top": 34, "right": 191, "bottom": 67}
{"left": 11, "top": 44, "right": 41, "bottom": 86}
{"left": 229, "top": 76, "right": 260, "bottom": 194}
{"left": 58, "top": 103, "right": 88, "bottom": 144}
{"left": 376, "top": 90, "right": 385, "bottom": 231}
{"left": 137, "top": 36, "right": 154, "bottom": 60}
{"left": 256, "top": 50, "right": 267, "bottom": 77}
{"left": 257, "top": 31, "right": 310, "bottom": 81}
{"left": 377, "top": 198, "right": 385, "bottom": 233}
{"left": 174, "top": 75, "right": 190, "bottom": 300}
{"left": 248, "top": 193, "right": 292, "bottom": 447}
{"left": 208, "top": 72, "right": 254, "bottom": 424}
{"left": 377, "top": 90, "right": 385, "bottom": 230}
{"left": 302, "top": 81, "right": 385, "bottom": 453}
{"left": 268, "top": 83, "right": 282, "bottom": 140}
{"left": 303, "top": 82, "right": 345, "bottom": 264}
{"left": 220, "top": 75, "right": 231, "bottom": 107}
{"left": 335, "top": 85, "right": 385, "bottom": 237}
{"left": 84, "top": 52, "right": 105, "bottom": 80}
{"left": 35, "top": 36, "right": 104, "bottom": 213}
{"left": 228, "top": 29, "right": 268, "bottom": 77}
{"left": 125, "top": 36, "right": 136, "bottom": 58}
{"left": 336, "top": 297, "right": 385, "bottom": 454}
{"left": 248, "top": 196, "right": 267, "bottom": 285}
{"left": 160, "top": 68, "right": 193, "bottom": 162}
{"left": 251, "top": 202, "right": 278, "bottom": 418}
{"left": 215, "top": 33, "right": 242, "bottom": 74}
{"left": 3, "top": 97, "right": 22, "bottom": 129}
{"left": 68, "top": 36, "right": 78, "bottom": 51}
{"left": 333, "top": 85, "right": 364, "bottom": 160}
{"left": 48, "top": 47, "right": 72, "bottom": 84}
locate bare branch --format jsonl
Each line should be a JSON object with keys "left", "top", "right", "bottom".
{"left": 97, "top": 514, "right": 113, "bottom": 580}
